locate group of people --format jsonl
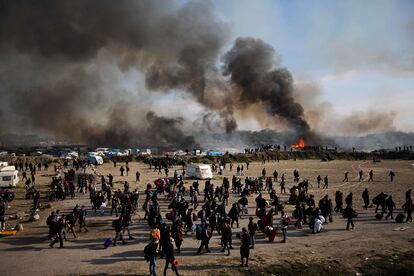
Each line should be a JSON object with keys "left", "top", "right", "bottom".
{"left": 46, "top": 205, "right": 88, "bottom": 248}
{"left": 7, "top": 155, "right": 412, "bottom": 276}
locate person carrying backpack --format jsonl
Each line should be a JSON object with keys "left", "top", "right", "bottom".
{"left": 163, "top": 238, "right": 181, "bottom": 276}
{"left": 144, "top": 239, "right": 159, "bottom": 276}
{"left": 196, "top": 222, "right": 212, "bottom": 254}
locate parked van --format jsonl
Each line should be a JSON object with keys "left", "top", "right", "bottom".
{"left": 186, "top": 163, "right": 213, "bottom": 180}
{"left": 0, "top": 163, "right": 19, "bottom": 187}
{"left": 87, "top": 154, "right": 104, "bottom": 165}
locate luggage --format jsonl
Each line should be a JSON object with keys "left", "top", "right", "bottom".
{"left": 166, "top": 210, "right": 175, "bottom": 221}
{"left": 375, "top": 213, "right": 383, "bottom": 220}
{"left": 104, "top": 238, "right": 112, "bottom": 248}
{"left": 242, "top": 206, "right": 248, "bottom": 215}
{"left": 172, "top": 258, "right": 179, "bottom": 268}
{"left": 0, "top": 230, "right": 18, "bottom": 237}
{"left": 395, "top": 213, "right": 405, "bottom": 223}
{"left": 268, "top": 229, "right": 276, "bottom": 242}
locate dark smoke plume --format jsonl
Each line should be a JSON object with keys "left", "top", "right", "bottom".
{"left": 0, "top": 1, "right": 321, "bottom": 148}
{"left": 223, "top": 38, "right": 317, "bottom": 143}
{"left": 0, "top": 0, "right": 229, "bottom": 148}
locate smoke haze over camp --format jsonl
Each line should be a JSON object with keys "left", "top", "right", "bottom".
{"left": 0, "top": 0, "right": 413, "bottom": 148}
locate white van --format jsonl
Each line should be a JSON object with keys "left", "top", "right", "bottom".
{"left": 186, "top": 163, "right": 213, "bottom": 180}
{"left": 0, "top": 165, "right": 19, "bottom": 187}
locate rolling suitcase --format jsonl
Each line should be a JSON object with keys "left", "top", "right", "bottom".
{"left": 104, "top": 238, "right": 112, "bottom": 248}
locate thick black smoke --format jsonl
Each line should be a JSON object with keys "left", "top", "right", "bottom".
{"left": 0, "top": 0, "right": 229, "bottom": 147}
{"left": 223, "top": 38, "right": 317, "bottom": 143}
{"left": 0, "top": 1, "right": 320, "bottom": 148}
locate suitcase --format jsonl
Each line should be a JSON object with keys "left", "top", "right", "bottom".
{"left": 395, "top": 213, "right": 405, "bottom": 223}
{"left": 104, "top": 238, "right": 112, "bottom": 248}
{"left": 268, "top": 229, "right": 276, "bottom": 242}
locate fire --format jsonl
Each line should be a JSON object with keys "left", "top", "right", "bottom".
{"left": 292, "top": 137, "right": 305, "bottom": 149}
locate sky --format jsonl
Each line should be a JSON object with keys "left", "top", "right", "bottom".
{"left": 213, "top": 0, "right": 414, "bottom": 132}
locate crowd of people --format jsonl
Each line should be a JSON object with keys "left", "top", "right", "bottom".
{"left": 2, "top": 157, "right": 413, "bottom": 276}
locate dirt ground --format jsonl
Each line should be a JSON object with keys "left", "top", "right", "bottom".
{"left": 0, "top": 159, "right": 413, "bottom": 276}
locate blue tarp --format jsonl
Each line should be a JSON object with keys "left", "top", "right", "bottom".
{"left": 207, "top": 151, "right": 225, "bottom": 156}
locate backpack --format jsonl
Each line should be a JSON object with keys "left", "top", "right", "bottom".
{"left": 143, "top": 244, "right": 151, "bottom": 262}
{"left": 46, "top": 216, "right": 52, "bottom": 226}
{"left": 395, "top": 213, "right": 405, "bottom": 223}
{"left": 104, "top": 238, "right": 112, "bottom": 249}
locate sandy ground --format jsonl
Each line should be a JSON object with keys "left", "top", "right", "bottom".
{"left": 0, "top": 159, "right": 413, "bottom": 276}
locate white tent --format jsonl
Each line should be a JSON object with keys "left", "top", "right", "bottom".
{"left": 186, "top": 163, "right": 213, "bottom": 179}
{"left": 0, "top": 165, "right": 19, "bottom": 187}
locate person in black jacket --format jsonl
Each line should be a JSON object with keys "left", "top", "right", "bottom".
{"left": 385, "top": 195, "right": 396, "bottom": 220}
{"left": 240, "top": 227, "right": 251, "bottom": 267}
{"left": 197, "top": 223, "right": 212, "bottom": 254}
{"left": 0, "top": 199, "right": 5, "bottom": 232}
{"left": 221, "top": 219, "right": 232, "bottom": 255}
{"left": 345, "top": 192, "right": 353, "bottom": 206}
{"left": 49, "top": 215, "right": 65, "bottom": 248}
{"left": 228, "top": 203, "right": 240, "bottom": 228}
{"left": 344, "top": 205, "right": 355, "bottom": 230}
{"left": 113, "top": 216, "right": 125, "bottom": 246}
{"left": 163, "top": 238, "right": 180, "bottom": 276}
{"left": 362, "top": 189, "right": 369, "bottom": 209}
{"left": 144, "top": 239, "right": 158, "bottom": 276}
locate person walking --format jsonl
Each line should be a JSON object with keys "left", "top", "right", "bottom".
{"left": 368, "top": 170, "right": 374, "bottom": 182}
{"left": 163, "top": 238, "right": 180, "bottom": 276}
{"left": 240, "top": 228, "right": 251, "bottom": 267}
{"left": 389, "top": 171, "right": 395, "bottom": 182}
{"left": 344, "top": 205, "right": 355, "bottom": 230}
{"left": 0, "top": 199, "right": 5, "bottom": 232}
{"left": 113, "top": 216, "right": 125, "bottom": 246}
{"left": 323, "top": 176, "right": 329, "bottom": 189}
{"left": 221, "top": 219, "right": 232, "bottom": 255}
{"left": 385, "top": 195, "right": 396, "bottom": 220}
{"left": 358, "top": 170, "right": 363, "bottom": 182}
{"left": 362, "top": 188, "right": 369, "bottom": 209}
{"left": 247, "top": 217, "right": 257, "bottom": 249}
{"left": 280, "top": 211, "right": 288, "bottom": 243}
{"left": 402, "top": 198, "right": 413, "bottom": 223}
{"left": 343, "top": 171, "right": 349, "bottom": 182}
{"left": 78, "top": 205, "right": 88, "bottom": 233}
{"left": 50, "top": 215, "right": 65, "bottom": 248}
{"left": 316, "top": 175, "right": 322, "bottom": 188}
{"left": 144, "top": 239, "right": 159, "bottom": 276}
{"left": 197, "top": 223, "right": 212, "bottom": 254}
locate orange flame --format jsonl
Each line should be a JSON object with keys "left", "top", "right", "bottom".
{"left": 292, "top": 137, "right": 305, "bottom": 149}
